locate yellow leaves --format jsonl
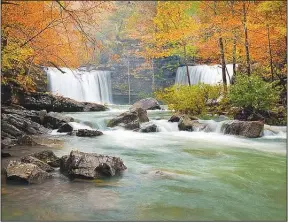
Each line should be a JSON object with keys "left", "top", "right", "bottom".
{"left": 15, "top": 75, "right": 36, "bottom": 92}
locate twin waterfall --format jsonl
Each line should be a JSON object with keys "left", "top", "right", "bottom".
{"left": 175, "top": 64, "right": 234, "bottom": 85}
{"left": 46, "top": 67, "right": 113, "bottom": 104}
{"left": 45, "top": 64, "right": 234, "bottom": 104}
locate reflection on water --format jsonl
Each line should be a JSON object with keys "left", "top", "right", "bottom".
{"left": 1, "top": 105, "right": 286, "bottom": 221}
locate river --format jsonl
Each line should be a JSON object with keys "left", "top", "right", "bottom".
{"left": 1, "top": 105, "right": 286, "bottom": 221}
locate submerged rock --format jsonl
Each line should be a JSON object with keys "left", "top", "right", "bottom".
{"left": 30, "top": 150, "right": 61, "bottom": 167}
{"left": 139, "top": 122, "right": 158, "bottom": 133}
{"left": 60, "top": 150, "right": 127, "bottom": 179}
{"left": 76, "top": 129, "right": 103, "bottom": 137}
{"left": 6, "top": 161, "right": 52, "bottom": 184}
{"left": 130, "top": 98, "right": 161, "bottom": 111}
{"left": 21, "top": 156, "right": 54, "bottom": 172}
{"left": 221, "top": 120, "right": 264, "bottom": 138}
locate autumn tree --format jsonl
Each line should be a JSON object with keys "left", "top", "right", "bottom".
{"left": 1, "top": 1, "right": 114, "bottom": 90}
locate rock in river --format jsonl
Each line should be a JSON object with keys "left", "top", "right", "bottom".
{"left": 60, "top": 150, "right": 127, "bottom": 179}
{"left": 107, "top": 108, "right": 149, "bottom": 130}
{"left": 130, "top": 98, "right": 161, "bottom": 111}
{"left": 30, "top": 150, "right": 61, "bottom": 167}
{"left": 139, "top": 122, "right": 158, "bottom": 133}
{"left": 21, "top": 156, "right": 54, "bottom": 172}
{"left": 6, "top": 161, "right": 52, "bottom": 184}
{"left": 221, "top": 120, "right": 264, "bottom": 138}
{"left": 76, "top": 129, "right": 103, "bottom": 137}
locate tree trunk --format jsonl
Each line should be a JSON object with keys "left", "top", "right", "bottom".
{"left": 219, "top": 37, "right": 227, "bottom": 93}
{"left": 183, "top": 45, "right": 191, "bottom": 86}
{"left": 243, "top": 2, "right": 251, "bottom": 76}
{"left": 232, "top": 37, "right": 237, "bottom": 77}
{"left": 127, "top": 59, "right": 131, "bottom": 105}
{"left": 151, "top": 59, "right": 155, "bottom": 91}
{"left": 267, "top": 24, "right": 274, "bottom": 81}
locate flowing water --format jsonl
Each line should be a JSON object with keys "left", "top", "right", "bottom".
{"left": 2, "top": 105, "right": 287, "bottom": 221}
{"left": 46, "top": 67, "right": 113, "bottom": 104}
{"left": 175, "top": 64, "right": 234, "bottom": 85}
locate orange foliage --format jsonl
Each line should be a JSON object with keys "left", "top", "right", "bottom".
{"left": 2, "top": 1, "right": 115, "bottom": 68}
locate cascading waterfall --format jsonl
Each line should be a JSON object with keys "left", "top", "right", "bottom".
{"left": 45, "top": 67, "right": 113, "bottom": 104}
{"left": 175, "top": 64, "right": 234, "bottom": 85}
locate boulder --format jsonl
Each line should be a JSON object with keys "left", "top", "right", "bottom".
{"left": 30, "top": 150, "right": 61, "bottom": 167}
{"left": 1, "top": 113, "right": 49, "bottom": 137}
{"left": 178, "top": 116, "right": 194, "bottom": 131}
{"left": 107, "top": 111, "right": 139, "bottom": 130}
{"left": 178, "top": 117, "right": 207, "bottom": 132}
{"left": 43, "top": 112, "right": 74, "bottom": 129}
{"left": 139, "top": 123, "right": 158, "bottom": 133}
{"left": 221, "top": 120, "right": 264, "bottom": 138}
{"left": 130, "top": 98, "right": 161, "bottom": 111}
{"left": 1, "top": 106, "right": 42, "bottom": 124}
{"left": 21, "top": 156, "right": 54, "bottom": 172}
{"left": 6, "top": 161, "right": 52, "bottom": 184}
{"left": 16, "top": 91, "right": 107, "bottom": 112}
{"left": 76, "top": 129, "right": 103, "bottom": 137}
{"left": 57, "top": 123, "right": 73, "bottom": 133}
{"left": 60, "top": 150, "right": 127, "bottom": 179}
{"left": 130, "top": 107, "right": 149, "bottom": 123}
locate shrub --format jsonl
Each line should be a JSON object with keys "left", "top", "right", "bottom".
{"left": 154, "top": 84, "right": 222, "bottom": 115}
{"left": 229, "top": 75, "right": 280, "bottom": 112}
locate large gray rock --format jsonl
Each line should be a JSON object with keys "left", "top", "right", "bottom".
{"left": 21, "top": 156, "right": 54, "bottom": 172}
{"left": 139, "top": 122, "right": 158, "bottom": 133}
{"left": 1, "top": 113, "right": 49, "bottom": 138}
{"left": 130, "top": 98, "right": 161, "bottom": 111}
{"left": 130, "top": 107, "right": 149, "bottom": 123}
{"left": 43, "top": 112, "right": 74, "bottom": 129}
{"left": 107, "top": 111, "right": 139, "bottom": 130}
{"left": 221, "top": 120, "right": 264, "bottom": 138}
{"left": 30, "top": 150, "right": 60, "bottom": 167}
{"left": 17, "top": 91, "right": 107, "bottom": 112}
{"left": 60, "top": 150, "right": 127, "bottom": 179}
{"left": 76, "top": 129, "right": 103, "bottom": 137}
{"left": 6, "top": 161, "right": 52, "bottom": 184}
{"left": 107, "top": 108, "right": 149, "bottom": 130}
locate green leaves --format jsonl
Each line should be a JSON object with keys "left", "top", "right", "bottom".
{"left": 155, "top": 84, "right": 222, "bottom": 115}
{"left": 229, "top": 75, "right": 280, "bottom": 112}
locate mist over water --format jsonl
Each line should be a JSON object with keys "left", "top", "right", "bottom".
{"left": 46, "top": 67, "right": 113, "bottom": 104}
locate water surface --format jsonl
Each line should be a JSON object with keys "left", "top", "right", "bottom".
{"left": 2, "top": 105, "right": 286, "bottom": 221}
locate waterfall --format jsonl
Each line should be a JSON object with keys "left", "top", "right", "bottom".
{"left": 45, "top": 67, "right": 113, "bottom": 104}
{"left": 175, "top": 64, "right": 234, "bottom": 85}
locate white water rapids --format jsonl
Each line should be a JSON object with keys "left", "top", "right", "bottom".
{"left": 45, "top": 67, "right": 113, "bottom": 104}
